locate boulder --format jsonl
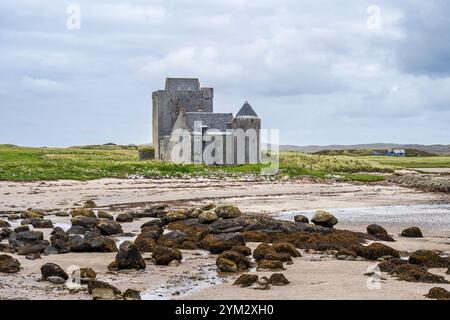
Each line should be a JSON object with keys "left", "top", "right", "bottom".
{"left": 70, "top": 208, "right": 96, "bottom": 218}
{"left": 17, "top": 240, "right": 50, "bottom": 255}
{"left": 198, "top": 232, "right": 245, "bottom": 254}
{"left": 71, "top": 216, "right": 98, "bottom": 229}
{"left": 14, "top": 225, "right": 30, "bottom": 233}
{"left": 0, "top": 219, "right": 11, "bottom": 228}
{"left": 389, "top": 264, "right": 448, "bottom": 284}
{"left": 231, "top": 245, "right": 252, "bottom": 256}
{"left": 257, "top": 259, "right": 285, "bottom": 272}
{"left": 116, "top": 213, "right": 133, "bottom": 223}
{"left": 311, "top": 210, "right": 338, "bottom": 228}
{"left": 16, "top": 231, "right": 44, "bottom": 243}
{"left": 408, "top": 250, "right": 449, "bottom": 268}
{"left": 31, "top": 219, "right": 54, "bottom": 229}
{"left": 88, "top": 280, "right": 122, "bottom": 300}
{"left": 425, "top": 287, "right": 450, "bottom": 300}
{"left": 123, "top": 289, "right": 142, "bottom": 300}
{"left": 367, "top": 224, "right": 388, "bottom": 236}
{"left": 198, "top": 211, "right": 218, "bottom": 224}
{"left": 164, "top": 211, "right": 187, "bottom": 223}
{"left": 269, "top": 273, "right": 290, "bottom": 286}
{"left": 109, "top": 241, "right": 146, "bottom": 271}
{"left": 54, "top": 211, "right": 70, "bottom": 217}
{"left": 47, "top": 276, "right": 67, "bottom": 285}
{"left": 358, "top": 243, "right": 400, "bottom": 260}
{"left": 83, "top": 200, "right": 98, "bottom": 208}
{"left": 65, "top": 235, "right": 91, "bottom": 252}
{"left": 84, "top": 232, "right": 118, "bottom": 252}
{"left": 216, "top": 258, "right": 237, "bottom": 273}
{"left": 97, "top": 211, "right": 114, "bottom": 220}
{"left": 187, "top": 208, "right": 203, "bottom": 218}
{"left": 135, "top": 232, "right": 158, "bottom": 252}
{"left": 217, "top": 250, "right": 252, "bottom": 271}
{"left": 21, "top": 210, "right": 44, "bottom": 219}
{"left": 201, "top": 203, "right": 216, "bottom": 211}
{"left": 96, "top": 219, "right": 123, "bottom": 236}
{"left": 7, "top": 214, "right": 20, "bottom": 221}
{"left": 152, "top": 246, "right": 182, "bottom": 265}
{"left": 272, "top": 242, "right": 301, "bottom": 258}
{"left": 401, "top": 227, "right": 423, "bottom": 238}
{"left": 41, "top": 263, "right": 68, "bottom": 280}
{"left": 49, "top": 228, "right": 69, "bottom": 254}
{"left": 294, "top": 215, "right": 309, "bottom": 224}
{"left": 234, "top": 274, "right": 259, "bottom": 287}
{"left": 240, "top": 231, "right": 270, "bottom": 242}
{"left": 0, "top": 254, "right": 21, "bottom": 273}
{"left": 141, "top": 219, "right": 166, "bottom": 229}
{"left": 215, "top": 205, "right": 242, "bottom": 219}
{"left": 67, "top": 225, "right": 89, "bottom": 235}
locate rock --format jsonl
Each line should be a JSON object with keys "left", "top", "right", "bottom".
{"left": 425, "top": 287, "right": 450, "bottom": 300}
{"left": 88, "top": 280, "right": 121, "bottom": 295}
{"left": 215, "top": 205, "right": 242, "bottom": 219}
{"left": 88, "top": 281, "right": 122, "bottom": 300}
{"left": 231, "top": 245, "right": 252, "bottom": 256}
{"left": 358, "top": 243, "right": 400, "bottom": 260}
{"left": 7, "top": 214, "right": 20, "bottom": 221}
{"left": 31, "top": 219, "right": 54, "bottom": 229}
{"left": 272, "top": 242, "right": 301, "bottom": 258}
{"left": 14, "top": 225, "right": 30, "bottom": 233}
{"left": 67, "top": 225, "right": 89, "bottom": 235}
{"left": 70, "top": 208, "right": 96, "bottom": 218}
{"left": 198, "top": 211, "right": 218, "bottom": 224}
{"left": 198, "top": 232, "right": 245, "bottom": 254}
{"left": 141, "top": 219, "right": 166, "bottom": 229}
{"left": 84, "top": 231, "right": 118, "bottom": 252}
{"left": 367, "top": 224, "right": 388, "bottom": 236}
{"left": 0, "top": 219, "right": 11, "bottom": 228}
{"left": 0, "top": 244, "right": 15, "bottom": 253}
{"left": 188, "top": 208, "right": 203, "bottom": 218}
{"left": 83, "top": 200, "right": 98, "bottom": 208}
{"left": 201, "top": 203, "right": 216, "bottom": 211}
{"left": 21, "top": 210, "right": 44, "bottom": 219}
{"left": 116, "top": 213, "right": 133, "bottom": 223}
{"left": 240, "top": 231, "right": 270, "bottom": 242}
{"left": 109, "top": 241, "right": 146, "bottom": 271}
{"left": 408, "top": 250, "right": 449, "bottom": 268}
{"left": 96, "top": 219, "right": 123, "bottom": 236}
{"left": 157, "top": 231, "right": 191, "bottom": 249}
{"left": 41, "top": 263, "right": 69, "bottom": 280}
{"left": 269, "top": 273, "right": 290, "bottom": 286}
{"left": 123, "top": 289, "right": 142, "bottom": 300}
{"left": 50, "top": 227, "right": 69, "bottom": 253}
{"left": 311, "top": 210, "right": 338, "bottom": 228}
{"left": 294, "top": 215, "right": 309, "bottom": 224}
{"left": 0, "top": 254, "right": 21, "bottom": 273}
{"left": 257, "top": 260, "right": 285, "bottom": 272}
{"left": 135, "top": 232, "right": 158, "bottom": 252}
{"left": 16, "top": 231, "right": 44, "bottom": 243}
{"left": 217, "top": 250, "right": 252, "bottom": 271}
{"left": 43, "top": 246, "right": 59, "bottom": 255}
{"left": 97, "top": 211, "right": 114, "bottom": 220}
{"left": 401, "top": 227, "right": 423, "bottom": 238}
{"left": 389, "top": 264, "right": 448, "bottom": 284}
{"left": 234, "top": 274, "right": 259, "bottom": 287}
{"left": 47, "top": 276, "right": 66, "bottom": 285}
{"left": 216, "top": 257, "right": 237, "bottom": 272}
{"left": 26, "top": 253, "right": 41, "bottom": 260}
{"left": 152, "top": 246, "right": 182, "bottom": 265}
{"left": 71, "top": 216, "right": 98, "bottom": 229}
{"left": 66, "top": 235, "right": 91, "bottom": 252}
{"left": 16, "top": 240, "right": 50, "bottom": 255}
{"left": 164, "top": 211, "right": 187, "bottom": 223}
{"left": 77, "top": 267, "right": 97, "bottom": 283}
{"left": 54, "top": 211, "right": 70, "bottom": 217}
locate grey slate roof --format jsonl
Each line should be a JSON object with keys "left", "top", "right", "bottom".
{"left": 185, "top": 112, "right": 233, "bottom": 132}
{"left": 236, "top": 101, "right": 258, "bottom": 118}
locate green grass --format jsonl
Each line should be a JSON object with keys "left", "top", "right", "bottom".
{"left": 364, "top": 156, "right": 450, "bottom": 168}
{"left": 0, "top": 145, "right": 397, "bottom": 182}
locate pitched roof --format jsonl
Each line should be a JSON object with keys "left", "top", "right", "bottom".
{"left": 236, "top": 101, "right": 258, "bottom": 118}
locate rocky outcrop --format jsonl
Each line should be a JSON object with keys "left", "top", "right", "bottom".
{"left": 198, "top": 232, "right": 245, "bottom": 254}
{"left": 425, "top": 287, "right": 450, "bottom": 300}
{"left": 356, "top": 243, "right": 400, "bottom": 260}
{"left": 294, "top": 215, "right": 309, "bottom": 224}
{"left": 198, "top": 211, "right": 218, "bottom": 224}
{"left": 216, "top": 250, "right": 252, "bottom": 272}
{"left": 0, "top": 254, "right": 21, "bottom": 273}
{"left": 408, "top": 250, "right": 449, "bottom": 268}
{"left": 215, "top": 205, "right": 242, "bottom": 219}
{"left": 71, "top": 208, "right": 97, "bottom": 218}
{"left": 96, "top": 219, "right": 123, "bottom": 236}
{"left": 401, "top": 227, "right": 423, "bottom": 238}
{"left": 108, "top": 241, "right": 146, "bottom": 271}
{"left": 311, "top": 210, "right": 338, "bottom": 228}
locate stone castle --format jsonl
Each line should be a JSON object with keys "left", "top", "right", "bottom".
{"left": 152, "top": 78, "right": 261, "bottom": 164}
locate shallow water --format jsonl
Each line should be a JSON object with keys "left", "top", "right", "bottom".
{"left": 273, "top": 204, "right": 450, "bottom": 229}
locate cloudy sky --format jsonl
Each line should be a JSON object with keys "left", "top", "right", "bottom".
{"left": 1, "top": 0, "right": 449, "bottom": 147}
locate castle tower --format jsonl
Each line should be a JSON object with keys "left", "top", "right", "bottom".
{"left": 233, "top": 101, "right": 261, "bottom": 164}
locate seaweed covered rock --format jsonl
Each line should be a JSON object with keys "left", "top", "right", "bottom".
{"left": 157, "top": 230, "right": 189, "bottom": 248}
{"left": 234, "top": 274, "right": 258, "bottom": 287}
{"left": 0, "top": 254, "right": 20, "bottom": 273}
{"left": 97, "top": 211, "right": 114, "bottom": 220}
{"left": 408, "top": 250, "right": 449, "bottom": 268}
{"left": 88, "top": 280, "right": 122, "bottom": 300}
{"left": 425, "top": 287, "right": 450, "bottom": 300}
{"left": 272, "top": 242, "right": 301, "bottom": 258}
{"left": 141, "top": 219, "right": 166, "bottom": 230}
{"left": 253, "top": 243, "right": 294, "bottom": 262}
{"left": 311, "top": 210, "right": 338, "bottom": 228}
{"left": 217, "top": 257, "right": 237, "bottom": 273}
{"left": 135, "top": 232, "right": 158, "bottom": 252}
{"left": 358, "top": 243, "right": 400, "bottom": 260}
{"left": 217, "top": 250, "right": 252, "bottom": 271}
{"left": 164, "top": 211, "right": 187, "bottom": 223}
{"left": 389, "top": 264, "right": 448, "bottom": 284}
{"left": 71, "top": 216, "right": 99, "bottom": 230}
{"left": 294, "top": 215, "right": 309, "bottom": 224}
{"left": 74, "top": 267, "right": 97, "bottom": 284}
{"left": 378, "top": 258, "right": 409, "bottom": 273}
{"left": 269, "top": 273, "right": 290, "bottom": 286}
{"left": 116, "top": 213, "right": 133, "bottom": 223}
{"left": 152, "top": 246, "right": 182, "bottom": 265}
{"left": 71, "top": 208, "right": 97, "bottom": 218}
{"left": 198, "top": 211, "right": 218, "bottom": 224}
{"left": 257, "top": 259, "right": 285, "bottom": 272}
{"left": 109, "top": 241, "right": 145, "bottom": 271}
{"left": 83, "top": 200, "right": 98, "bottom": 208}
{"left": 0, "top": 219, "right": 11, "bottom": 228}
{"left": 401, "top": 227, "right": 423, "bottom": 238}
{"left": 199, "top": 232, "right": 245, "bottom": 254}
{"left": 231, "top": 245, "right": 252, "bottom": 256}
{"left": 215, "top": 205, "right": 242, "bottom": 219}
{"left": 367, "top": 224, "right": 395, "bottom": 242}
{"left": 96, "top": 219, "right": 123, "bottom": 236}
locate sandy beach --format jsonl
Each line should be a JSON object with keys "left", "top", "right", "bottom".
{"left": 1, "top": 178, "right": 449, "bottom": 300}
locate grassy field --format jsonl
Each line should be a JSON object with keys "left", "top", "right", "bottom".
{"left": 0, "top": 145, "right": 398, "bottom": 182}
{"left": 366, "top": 156, "right": 450, "bottom": 168}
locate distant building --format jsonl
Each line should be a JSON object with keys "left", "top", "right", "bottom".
{"left": 152, "top": 78, "right": 261, "bottom": 164}
{"left": 372, "top": 151, "right": 382, "bottom": 156}
{"left": 385, "top": 149, "right": 406, "bottom": 157}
